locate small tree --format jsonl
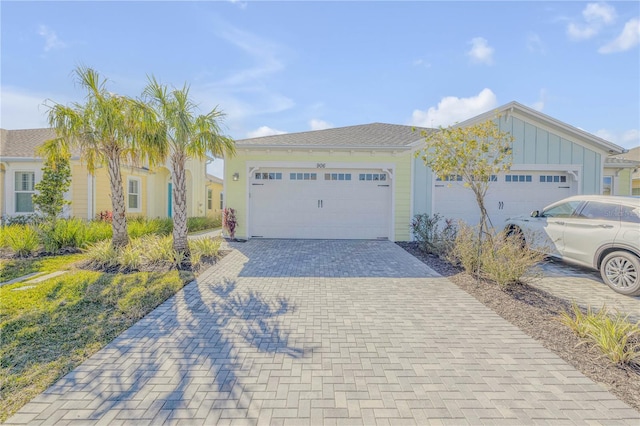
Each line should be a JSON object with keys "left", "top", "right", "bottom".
{"left": 416, "top": 117, "right": 513, "bottom": 240}
{"left": 32, "top": 142, "right": 72, "bottom": 222}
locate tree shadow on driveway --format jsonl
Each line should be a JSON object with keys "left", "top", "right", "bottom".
{"left": 26, "top": 276, "right": 310, "bottom": 424}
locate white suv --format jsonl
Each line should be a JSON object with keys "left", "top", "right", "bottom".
{"left": 504, "top": 195, "right": 640, "bottom": 296}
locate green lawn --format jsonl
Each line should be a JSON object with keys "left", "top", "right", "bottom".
{"left": 0, "top": 254, "right": 196, "bottom": 421}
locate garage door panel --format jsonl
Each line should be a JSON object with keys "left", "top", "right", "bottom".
{"left": 249, "top": 168, "right": 391, "bottom": 239}
{"left": 434, "top": 171, "right": 576, "bottom": 230}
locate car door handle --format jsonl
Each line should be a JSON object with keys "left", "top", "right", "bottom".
{"left": 554, "top": 221, "right": 565, "bottom": 225}
{"left": 599, "top": 224, "right": 614, "bottom": 228}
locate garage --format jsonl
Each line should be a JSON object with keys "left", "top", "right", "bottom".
{"left": 248, "top": 167, "right": 392, "bottom": 239}
{"left": 433, "top": 171, "right": 577, "bottom": 229}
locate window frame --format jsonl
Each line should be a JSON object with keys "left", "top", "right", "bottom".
{"left": 207, "top": 188, "right": 213, "bottom": 210}
{"left": 127, "top": 177, "right": 142, "bottom": 213}
{"left": 220, "top": 192, "right": 224, "bottom": 210}
{"left": 14, "top": 171, "right": 36, "bottom": 213}
{"left": 602, "top": 175, "right": 613, "bottom": 196}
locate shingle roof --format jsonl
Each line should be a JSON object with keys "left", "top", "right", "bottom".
{"left": 235, "top": 123, "right": 433, "bottom": 149}
{"left": 206, "top": 174, "right": 223, "bottom": 184}
{"left": 0, "top": 128, "right": 57, "bottom": 158}
{"left": 613, "top": 146, "right": 640, "bottom": 162}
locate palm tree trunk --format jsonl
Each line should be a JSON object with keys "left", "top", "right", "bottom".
{"left": 106, "top": 152, "right": 129, "bottom": 248}
{"left": 171, "top": 153, "right": 190, "bottom": 258}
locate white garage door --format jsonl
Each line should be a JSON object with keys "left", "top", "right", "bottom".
{"left": 249, "top": 168, "right": 391, "bottom": 239}
{"left": 434, "top": 171, "right": 577, "bottom": 230}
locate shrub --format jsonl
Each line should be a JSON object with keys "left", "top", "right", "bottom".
{"left": 84, "top": 220, "right": 113, "bottom": 244}
{"left": 222, "top": 208, "right": 237, "bottom": 239}
{"left": 1, "top": 214, "right": 43, "bottom": 226}
{"left": 410, "top": 213, "right": 456, "bottom": 256}
{"left": 39, "top": 218, "right": 87, "bottom": 253}
{"left": 187, "top": 216, "right": 222, "bottom": 233}
{"left": 189, "top": 237, "right": 222, "bottom": 267}
{"left": 84, "top": 240, "right": 119, "bottom": 269}
{"left": 128, "top": 218, "right": 172, "bottom": 239}
{"left": 2, "top": 225, "right": 40, "bottom": 257}
{"left": 480, "top": 230, "right": 546, "bottom": 287}
{"left": 447, "top": 223, "right": 482, "bottom": 275}
{"left": 96, "top": 211, "right": 113, "bottom": 223}
{"left": 560, "top": 303, "right": 640, "bottom": 365}
{"left": 448, "top": 223, "right": 545, "bottom": 287}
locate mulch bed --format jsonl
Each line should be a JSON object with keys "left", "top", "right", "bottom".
{"left": 397, "top": 241, "right": 640, "bottom": 412}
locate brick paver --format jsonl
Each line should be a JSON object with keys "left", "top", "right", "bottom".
{"left": 535, "top": 258, "right": 640, "bottom": 323}
{"left": 7, "top": 240, "right": 639, "bottom": 425}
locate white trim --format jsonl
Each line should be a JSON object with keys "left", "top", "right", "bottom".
{"left": 14, "top": 170, "right": 36, "bottom": 214}
{"left": 126, "top": 176, "right": 142, "bottom": 213}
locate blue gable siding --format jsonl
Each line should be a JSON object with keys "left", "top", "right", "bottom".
{"left": 508, "top": 117, "right": 602, "bottom": 193}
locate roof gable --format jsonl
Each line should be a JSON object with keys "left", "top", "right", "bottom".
{"left": 455, "top": 101, "right": 626, "bottom": 155}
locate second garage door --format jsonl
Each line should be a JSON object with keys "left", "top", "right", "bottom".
{"left": 249, "top": 168, "right": 392, "bottom": 239}
{"left": 433, "top": 171, "right": 577, "bottom": 229}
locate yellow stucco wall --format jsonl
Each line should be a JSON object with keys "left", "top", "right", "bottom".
{"left": 604, "top": 167, "right": 633, "bottom": 196}
{"left": 224, "top": 149, "right": 413, "bottom": 241}
{"left": 93, "top": 167, "right": 148, "bottom": 218}
{"left": 70, "top": 163, "right": 88, "bottom": 219}
{"left": 206, "top": 180, "right": 223, "bottom": 218}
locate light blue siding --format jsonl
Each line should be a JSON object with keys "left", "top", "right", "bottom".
{"left": 548, "top": 134, "right": 561, "bottom": 163}
{"left": 511, "top": 118, "right": 525, "bottom": 164}
{"left": 535, "top": 128, "right": 549, "bottom": 164}
{"left": 523, "top": 123, "right": 537, "bottom": 163}
{"left": 582, "top": 150, "right": 599, "bottom": 194}
{"left": 560, "top": 138, "right": 573, "bottom": 163}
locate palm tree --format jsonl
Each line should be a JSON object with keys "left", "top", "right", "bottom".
{"left": 141, "top": 76, "right": 235, "bottom": 259}
{"left": 45, "top": 66, "right": 165, "bottom": 247}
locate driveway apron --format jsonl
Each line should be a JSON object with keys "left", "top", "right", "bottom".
{"left": 7, "top": 240, "right": 639, "bottom": 425}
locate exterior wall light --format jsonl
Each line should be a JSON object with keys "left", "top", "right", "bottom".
{"left": 233, "top": 172, "right": 239, "bottom": 181}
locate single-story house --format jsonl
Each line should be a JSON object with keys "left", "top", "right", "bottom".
{"left": 0, "top": 128, "right": 211, "bottom": 220}
{"left": 223, "top": 101, "right": 636, "bottom": 241}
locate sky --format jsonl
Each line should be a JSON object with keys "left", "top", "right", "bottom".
{"left": 2, "top": 1, "right": 639, "bottom": 178}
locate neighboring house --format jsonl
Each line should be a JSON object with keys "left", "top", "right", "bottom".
{"left": 205, "top": 174, "right": 224, "bottom": 218}
{"left": 613, "top": 146, "right": 640, "bottom": 195}
{"left": 223, "top": 102, "right": 634, "bottom": 241}
{"left": 0, "top": 128, "right": 210, "bottom": 220}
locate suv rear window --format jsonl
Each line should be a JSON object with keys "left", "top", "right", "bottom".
{"left": 577, "top": 201, "right": 620, "bottom": 221}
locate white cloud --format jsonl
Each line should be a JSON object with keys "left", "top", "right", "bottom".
{"left": 0, "top": 87, "right": 53, "bottom": 129}
{"left": 526, "top": 33, "right": 545, "bottom": 54}
{"left": 309, "top": 119, "right": 332, "bottom": 131}
{"left": 622, "top": 129, "right": 640, "bottom": 146}
{"left": 466, "top": 37, "right": 494, "bottom": 65}
{"left": 247, "top": 126, "right": 287, "bottom": 138}
{"left": 567, "top": 2, "right": 617, "bottom": 41}
{"left": 595, "top": 128, "right": 640, "bottom": 149}
{"left": 410, "top": 88, "right": 498, "bottom": 128}
{"left": 583, "top": 2, "right": 616, "bottom": 25}
{"left": 599, "top": 18, "right": 640, "bottom": 53}
{"left": 530, "top": 89, "right": 547, "bottom": 112}
{"left": 38, "top": 25, "right": 66, "bottom": 52}
{"left": 413, "top": 59, "right": 432, "bottom": 68}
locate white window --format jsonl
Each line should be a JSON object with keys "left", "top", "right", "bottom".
{"left": 207, "top": 189, "right": 213, "bottom": 210}
{"left": 603, "top": 176, "right": 613, "bottom": 195}
{"left": 127, "top": 177, "right": 141, "bottom": 212}
{"left": 15, "top": 171, "right": 35, "bottom": 213}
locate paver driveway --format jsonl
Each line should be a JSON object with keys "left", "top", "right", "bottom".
{"left": 7, "top": 240, "right": 639, "bottom": 425}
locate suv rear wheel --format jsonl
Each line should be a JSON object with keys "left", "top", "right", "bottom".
{"left": 600, "top": 251, "right": 640, "bottom": 296}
